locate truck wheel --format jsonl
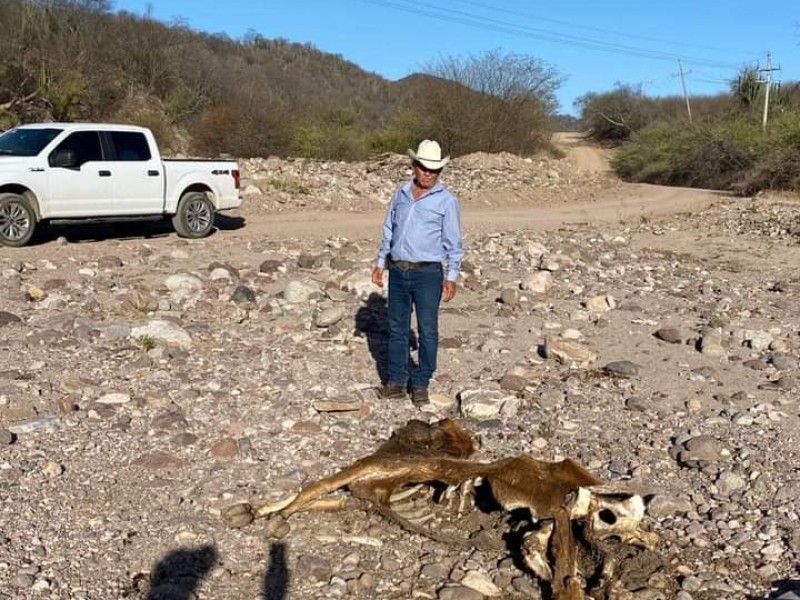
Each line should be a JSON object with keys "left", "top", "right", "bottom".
{"left": 0, "top": 193, "right": 36, "bottom": 247}
{"left": 172, "top": 192, "right": 215, "bottom": 239}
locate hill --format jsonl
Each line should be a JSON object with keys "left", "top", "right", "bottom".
{"left": 0, "top": 0, "right": 564, "bottom": 159}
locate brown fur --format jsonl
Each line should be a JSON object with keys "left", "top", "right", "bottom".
{"left": 262, "top": 419, "right": 600, "bottom": 519}
{"left": 255, "top": 419, "right": 608, "bottom": 600}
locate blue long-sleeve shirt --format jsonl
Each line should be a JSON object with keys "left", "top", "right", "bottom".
{"left": 376, "top": 179, "right": 463, "bottom": 282}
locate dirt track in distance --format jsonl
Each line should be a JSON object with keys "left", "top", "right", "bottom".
{"left": 228, "top": 184, "right": 723, "bottom": 242}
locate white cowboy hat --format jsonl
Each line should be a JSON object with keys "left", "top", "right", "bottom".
{"left": 408, "top": 139, "right": 450, "bottom": 170}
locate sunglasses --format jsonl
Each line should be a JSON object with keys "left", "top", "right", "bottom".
{"left": 412, "top": 161, "right": 442, "bottom": 175}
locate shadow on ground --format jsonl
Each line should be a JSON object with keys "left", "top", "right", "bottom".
{"left": 262, "top": 542, "right": 290, "bottom": 600}
{"left": 747, "top": 579, "right": 800, "bottom": 599}
{"left": 26, "top": 214, "right": 245, "bottom": 246}
{"left": 144, "top": 545, "right": 217, "bottom": 600}
{"left": 354, "top": 292, "right": 420, "bottom": 386}
{"left": 354, "top": 292, "right": 390, "bottom": 384}
{"left": 138, "top": 541, "right": 290, "bottom": 599}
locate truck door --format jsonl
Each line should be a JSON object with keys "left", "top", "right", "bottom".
{"left": 47, "top": 131, "right": 114, "bottom": 216}
{"left": 104, "top": 130, "right": 163, "bottom": 214}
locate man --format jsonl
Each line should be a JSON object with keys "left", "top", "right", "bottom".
{"left": 372, "top": 139, "right": 463, "bottom": 407}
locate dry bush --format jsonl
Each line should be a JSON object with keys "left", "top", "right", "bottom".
{"left": 112, "top": 94, "right": 177, "bottom": 152}
{"left": 578, "top": 84, "right": 736, "bottom": 144}
{"left": 189, "top": 105, "right": 236, "bottom": 156}
{"left": 420, "top": 50, "right": 562, "bottom": 156}
{"left": 612, "top": 109, "right": 800, "bottom": 193}
{"left": 578, "top": 85, "right": 662, "bottom": 142}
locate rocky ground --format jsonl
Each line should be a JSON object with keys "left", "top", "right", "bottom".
{"left": 1, "top": 145, "right": 800, "bottom": 600}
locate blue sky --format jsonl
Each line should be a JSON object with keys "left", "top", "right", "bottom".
{"left": 113, "top": 1, "right": 798, "bottom": 115}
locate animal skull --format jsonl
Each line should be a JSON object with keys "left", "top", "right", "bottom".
{"left": 570, "top": 485, "right": 660, "bottom": 549}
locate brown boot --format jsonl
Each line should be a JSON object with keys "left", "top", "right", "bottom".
{"left": 378, "top": 383, "right": 406, "bottom": 399}
{"left": 410, "top": 387, "right": 430, "bottom": 407}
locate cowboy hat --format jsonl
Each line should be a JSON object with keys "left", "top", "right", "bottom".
{"left": 408, "top": 139, "right": 450, "bottom": 170}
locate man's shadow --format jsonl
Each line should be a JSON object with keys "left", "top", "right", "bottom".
{"left": 747, "top": 579, "right": 800, "bottom": 599}
{"left": 355, "top": 292, "right": 418, "bottom": 385}
{"left": 144, "top": 545, "right": 217, "bottom": 600}
{"left": 140, "top": 542, "right": 290, "bottom": 599}
{"left": 262, "top": 542, "right": 290, "bottom": 600}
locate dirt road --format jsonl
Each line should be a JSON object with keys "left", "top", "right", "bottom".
{"left": 226, "top": 184, "right": 722, "bottom": 242}
{"left": 552, "top": 131, "right": 612, "bottom": 173}
{"left": 224, "top": 135, "right": 720, "bottom": 242}
{"left": 16, "top": 135, "right": 723, "bottom": 253}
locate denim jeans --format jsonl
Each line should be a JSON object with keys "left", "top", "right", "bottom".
{"left": 386, "top": 262, "right": 443, "bottom": 389}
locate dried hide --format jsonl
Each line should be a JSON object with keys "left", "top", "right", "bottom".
{"left": 224, "top": 419, "right": 667, "bottom": 600}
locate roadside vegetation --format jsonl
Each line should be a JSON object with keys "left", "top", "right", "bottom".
{"left": 578, "top": 75, "right": 800, "bottom": 194}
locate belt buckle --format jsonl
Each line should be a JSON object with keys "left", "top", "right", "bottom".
{"left": 391, "top": 258, "right": 412, "bottom": 271}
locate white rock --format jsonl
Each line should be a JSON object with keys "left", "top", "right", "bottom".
{"left": 131, "top": 320, "right": 192, "bottom": 350}
{"left": 314, "top": 305, "right": 346, "bottom": 327}
{"left": 209, "top": 267, "right": 233, "bottom": 281}
{"left": 459, "top": 389, "right": 517, "bottom": 420}
{"left": 164, "top": 273, "right": 205, "bottom": 303}
{"left": 586, "top": 294, "right": 615, "bottom": 313}
{"left": 520, "top": 271, "right": 553, "bottom": 294}
{"left": 97, "top": 393, "right": 132, "bottom": 405}
{"left": 461, "top": 570, "right": 501, "bottom": 596}
{"left": 561, "top": 328, "right": 583, "bottom": 340}
{"left": 284, "top": 279, "right": 322, "bottom": 303}
{"left": 170, "top": 249, "right": 190, "bottom": 260}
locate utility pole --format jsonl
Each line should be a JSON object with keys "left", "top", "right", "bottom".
{"left": 677, "top": 59, "right": 692, "bottom": 123}
{"left": 758, "top": 52, "right": 781, "bottom": 130}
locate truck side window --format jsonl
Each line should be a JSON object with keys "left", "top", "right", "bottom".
{"left": 109, "top": 131, "right": 152, "bottom": 161}
{"left": 49, "top": 131, "right": 103, "bottom": 167}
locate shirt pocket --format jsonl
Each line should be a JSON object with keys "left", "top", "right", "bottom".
{"left": 416, "top": 204, "right": 445, "bottom": 223}
{"left": 392, "top": 201, "right": 412, "bottom": 227}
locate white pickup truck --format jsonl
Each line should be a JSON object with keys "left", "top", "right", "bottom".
{"left": 0, "top": 123, "right": 242, "bottom": 246}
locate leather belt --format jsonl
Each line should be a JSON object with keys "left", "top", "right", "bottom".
{"left": 388, "top": 257, "right": 437, "bottom": 271}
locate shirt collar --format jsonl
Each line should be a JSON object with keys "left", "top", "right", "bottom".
{"left": 401, "top": 179, "right": 444, "bottom": 199}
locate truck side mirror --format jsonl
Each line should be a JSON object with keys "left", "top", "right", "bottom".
{"left": 50, "top": 149, "right": 78, "bottom": 169}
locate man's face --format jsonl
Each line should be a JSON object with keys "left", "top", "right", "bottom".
{"left": 412, "top": 161, "right": 442, "bottom": 189}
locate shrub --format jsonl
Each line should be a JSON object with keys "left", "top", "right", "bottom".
{"left": 136, "top": 334, "right": 157, "bottom": 351}
{"left": 613, "top": 118, "right": 763, "bottom": 190}
{"left": 291, "top": 109, "right": 368, "bottom": 160}
{"left": 367, "top": 108, "right": 428, "bottom": 155}
{"left": 737, "top": 111, "right": 800, "bottom": 193}
{"left": 267, "top": 175, "right": 309, "bottom": 195}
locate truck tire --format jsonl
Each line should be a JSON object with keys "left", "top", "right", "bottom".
{"left": 172, "top": 191, "right": 215, "bottom": 239}
{"left": 0, "top": 193, "right": 36, "bottom": 247}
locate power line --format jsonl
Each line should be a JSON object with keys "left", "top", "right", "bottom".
{"left": 454, "top": 0, "right": 746, "bottom": 57}
{"left": 358, "top": 0, "right": 752, "bottom": 70}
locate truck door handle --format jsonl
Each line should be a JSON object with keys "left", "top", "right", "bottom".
{"left": 98, "top": 170, "right": 111, "bottom": 177}
{"left": 147, "top": 170, "right": 160, "bottom": 176}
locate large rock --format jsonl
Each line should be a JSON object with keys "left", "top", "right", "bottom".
{"left": 131, "top": 320, "right": 192, "bottom": 350}
{"left": 520, "top": 271, "right": 553, "bottom": 294}
{"left": 164, "top": 273, "right": 205, "bottom": 304}
{"left": 542, "top": 336, "right": 596, "bottom": 367}
{"left": 0, "top": 311, "right": 22, "bottom": 327}
{"left": 283, "top": 279, "right": 322, "bottom": 303}
{"left": 458, "top": 388, "right": 520, "bottom": 420}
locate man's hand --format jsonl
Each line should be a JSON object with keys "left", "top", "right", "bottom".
{"left": 371, "top": 266, "right": 386, "bottom": 288}
{"left": 442, "top": 280, "right": 457, "bottom": 302}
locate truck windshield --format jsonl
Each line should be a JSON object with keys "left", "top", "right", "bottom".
{"left": 0, "top": 128, "right": 63, "bottom": 157}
